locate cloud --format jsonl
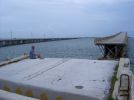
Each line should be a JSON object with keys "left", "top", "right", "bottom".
{"left": 35, "top": 0, "right": 134, "bottom": 4}
{"left": 0, "top": 0, "right": 134, "bottom": 38}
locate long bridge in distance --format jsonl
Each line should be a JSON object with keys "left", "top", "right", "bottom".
{"left": 0, "top": 38, "right": 78, "bottom": 47}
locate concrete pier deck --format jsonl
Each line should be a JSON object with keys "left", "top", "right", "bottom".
{"left": 0, "top": 58, "right": 118, "bottom": 100}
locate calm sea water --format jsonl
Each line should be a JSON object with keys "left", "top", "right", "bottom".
{"left": 0, "top": 38, "right": 101, "bottom": 61}
{"left": 0, "top": 38, "right": 133, "bottom": 72}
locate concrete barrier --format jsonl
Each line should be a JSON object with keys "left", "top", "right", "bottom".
{"left": 0, "top": 90, "right": 39, "bottom": 100}
{"left": 0, "top": 54, "right": 29, "bottom": 67}
{"left": 112, "top": 58, "right": 133, "bottom": 100}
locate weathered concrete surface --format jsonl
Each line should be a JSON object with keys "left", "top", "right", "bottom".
{"left": 0, "top": 90, "right": 39, "bottom": 100}
{"left": 95, "top": 32, "right": 128, "bottom": 45}
{"left": 112, "top": 58, "right": 133, "bottom": 100}
{"left": 95, "top": 32, "right": 128, "bottom": 59}
{"left": 0, "top": 58, "right": 118, "bottom": 100}
{"left": 0, "top": 54, "right": 28, "bottom": 67}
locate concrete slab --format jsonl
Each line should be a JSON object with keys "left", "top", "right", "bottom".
{"left": 0, "top": 90, "right": 38, "bottom": 100}
{"left": 0, "top": 58, "right": 118, "bottom": 100}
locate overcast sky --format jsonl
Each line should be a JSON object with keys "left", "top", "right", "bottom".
{"left": 0, "top": 0, "right": 134, "bottom": 38}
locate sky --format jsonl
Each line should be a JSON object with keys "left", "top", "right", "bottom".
{"left": 0, "top": 0, "right": 134, "bottom": 38}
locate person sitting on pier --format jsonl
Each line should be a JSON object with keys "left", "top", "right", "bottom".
{"left": 29, "top": 45, "right": 42, "bottom": 59}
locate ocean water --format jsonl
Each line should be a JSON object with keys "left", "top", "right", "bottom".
{"left": 0, "top": 38, "right": 101, "bottom": 61}
{"left": 0, "top": 38, "right": 133, "bottom": 72}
